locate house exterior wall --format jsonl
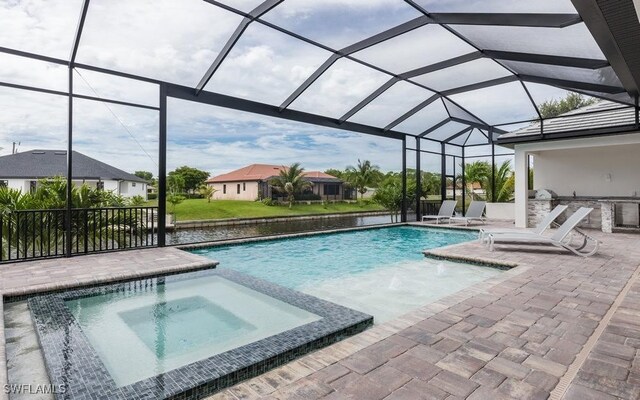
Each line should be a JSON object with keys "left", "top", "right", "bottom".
{"left": 4, "top": 179, "right": 30, "bottom": 192}
{"left": 513, "top": 132, "right": 640, "bottom": 227}
{"left": 0, "top": 178, "right": 146, "bottom": 199}
{"left": 118, "top": 181, "right": 147, "bottom": 199}
{"left": 208, "top": 181, "right": 348, "bottom": 201}
{"left": 210, "top": 181, "right": 259, "bottom": 201}
{"left": 533, "top": 143, "right": 640, "bottom": 197}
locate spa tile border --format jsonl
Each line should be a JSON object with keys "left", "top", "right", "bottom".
{"left": 29, "top": 268, "right": 373, "bottom": 400}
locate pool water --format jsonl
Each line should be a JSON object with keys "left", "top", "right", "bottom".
{"left": 65, "top": 275, "right": 320, "bottom": 387}
{"left": 192, "top": 226, "right": 501, "bottom": 322}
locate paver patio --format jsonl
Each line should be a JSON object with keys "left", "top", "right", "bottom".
{"left": 1, "top": 224, "right": 639, "bottom": 400}
{"left": 208, "top": 223, "right": 640, "bottom": 400}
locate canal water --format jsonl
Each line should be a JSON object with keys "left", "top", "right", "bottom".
{"left": 165, "top": 214, "right": 414, "bottom": 245}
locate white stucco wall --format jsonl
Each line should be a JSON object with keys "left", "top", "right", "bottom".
{"left": 0, "top": 178, "right": 147, "bottom": 199}
{"left": 118, "top": 181, "right": 147, "bottom": 199}
{"left": 533, "top": 144, "right": 640, "bottom": 197}
{"left": 210, "top": 181, "right": 259, "bottom": 201}
{"left": 513, "top": 132, "right": 640, "bottom": 227}
{"left": 486, "top": 203, "right": 515, "bottom": 220}
{"left": 4, "top": 179, "right": 30, "bottom": 192}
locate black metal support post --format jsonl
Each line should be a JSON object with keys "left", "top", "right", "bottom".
{"left": 401, "top": 137, "right": 407, "bottom": 222}
{"left": 65, "top": 67, "right": 73, "bottom": 257}
{"left": 440, "top": 143, "right": 446, "bottom": 201}
{"left": 415, "top": 137, "right": 421, "bottom": 221}
{"left": 491, "top": 141, "right": 497, "bottom": 203}
{"left": 64, "top": 0, "right": 90, "bottom": 257}
{"left": 157, "top": 84, "right": 167, "bottom": 247}
{"left": 461, "top": 147, "right": 466, "bottom": 214}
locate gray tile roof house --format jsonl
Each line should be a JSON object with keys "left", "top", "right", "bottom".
{"left": 0, "top": 150, "right": 146, "bottom": 182}
{"left": 498, "top": 100, "right": 637, "bottom": 141}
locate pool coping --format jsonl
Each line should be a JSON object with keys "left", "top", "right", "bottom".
{"left": 28, "top": 268, "right": 373, "bottom": 400}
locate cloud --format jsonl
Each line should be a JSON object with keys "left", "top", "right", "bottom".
{"left": 0, "top": 0, "right": 598, "bottom": 180}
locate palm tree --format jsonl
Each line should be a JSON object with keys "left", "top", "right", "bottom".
{"left": 0, "top": 179, "right": 144, "bottom": 259}
{"left": 346, "top": 159, "right": 381, "bottom": 200}
{"left": 269, "top": 163, "right": 312, "bottom": 208}
{"left": 485, "top": 161, "right": 515, "bottom": 202}
{"left": 198, "top": 184, "right": 217, "bottom": 203}
{"left": 461, "top": 161, "right": 491, "bottom": 200}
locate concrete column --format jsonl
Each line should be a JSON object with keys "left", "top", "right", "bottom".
{"left": 514, "top": 147, "right": 529, "bottom": 228}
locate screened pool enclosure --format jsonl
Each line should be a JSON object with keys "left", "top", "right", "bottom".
{"left": 1, "top": 0, "right": 639, "bottom": 256}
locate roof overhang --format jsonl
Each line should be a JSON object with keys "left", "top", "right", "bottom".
{"left": 572, "top": 0, "right": 640, "bottom": 98}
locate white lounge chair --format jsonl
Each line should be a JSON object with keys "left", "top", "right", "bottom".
{"left": 478, "top": 204, "right": 568, "bottom": 243}
{"left": 486, "top": 207, "right": 600, "bottom": 257}
{"left": 421, "top": 200, "right": 456, "bottom": 224}
{"left": 450, "top": 201, "right": 486, "bottom": 226}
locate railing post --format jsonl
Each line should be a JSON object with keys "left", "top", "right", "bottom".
{"left": 83, "top": 209, "right": 88, "bottom": 254}
{"left": 158, "top": 83, "right": 167, "bottom": 247}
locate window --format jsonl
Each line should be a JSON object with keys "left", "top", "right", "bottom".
{"left": 0, "top": 180, "right": 7, "bottom": 187}
{"left": 243, "top": 182, "right": 246, "bottom": 191}
{"left": 237, "top": 184, "right": 241, "bottom": 194}
{"left": 29, "top": 180, "right": 37, "bottom": 194}
{"left": 97, "top": 181, "right": 104, "bottom": 191}
{"left": 324, "top": 184, "right": 340, "bottom": 196}
{"left": 132, "top": 182, "right": 136, "bottom": 187}
{"left": 223, "top": 184, "right": 226, "bottom": 194}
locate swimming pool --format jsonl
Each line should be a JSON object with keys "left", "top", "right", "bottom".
{"left": 191, "top": 226, "right": 502, "bottom": 323}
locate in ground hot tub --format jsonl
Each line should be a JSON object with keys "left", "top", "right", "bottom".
{"left": 27, "top": 269, "right": 371, "bottom": 399}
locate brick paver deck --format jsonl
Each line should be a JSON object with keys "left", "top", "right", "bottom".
{"left": 1, "top": 225, "right": 639, "bottom": 400}
{"left": 209, "top": 223, "right": 640, "bottom": 400}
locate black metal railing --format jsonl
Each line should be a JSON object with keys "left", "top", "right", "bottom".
{"left": 0, "top": 207, "right": 158, "bottom": 262}
{"left": 420, "top": 200, "right": 443, "bottom": 217}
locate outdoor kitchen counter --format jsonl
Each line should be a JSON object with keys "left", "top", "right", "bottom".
{"left": 599, "top": 199, "right": 640, "bottom": 233}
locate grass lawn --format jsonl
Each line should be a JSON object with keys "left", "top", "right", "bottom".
{"left": 146, "top": 199, "right": 385, "bottom": 221}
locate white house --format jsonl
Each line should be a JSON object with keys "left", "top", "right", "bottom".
{"left": 0, "top": 150, "right": 148, "bottom": 199}
{"left": 498, "top": 101, "right": 640, "bottom": 233}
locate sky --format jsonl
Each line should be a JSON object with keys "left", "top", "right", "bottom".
{"left": 0, "top": 0, "right": 599, "bottom": 178}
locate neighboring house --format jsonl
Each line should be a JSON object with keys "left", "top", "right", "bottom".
{"left": 207, "top": 164, "right": 351, "bottom": 201}
{"left": 0, "top": 150, "right": 148, "bottom": 199}
{"left": 446, "top": 182, "right": 484, "bottom": 198}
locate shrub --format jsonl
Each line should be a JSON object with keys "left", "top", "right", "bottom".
{"left": 261, "top": 198, "right": 275, "bottom": 206}
{"left": 294, "top": 192, "right": 321, "bottom": 201}
{"left": 147, "top": 193, "right": 157, "bottom": 200}
{"left": 128, "top": 195, "right": 146, "bottom": 206}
